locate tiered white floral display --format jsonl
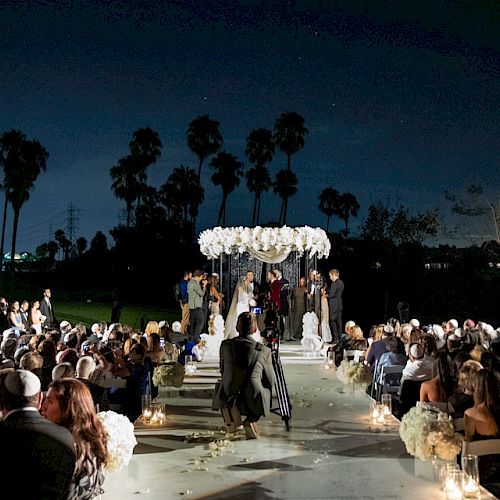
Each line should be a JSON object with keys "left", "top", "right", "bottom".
{"left": 204, "top": 313, "right": 225, "bottom": 359}
{"left": 301, "top": 312, "right": 324, "bottom": 353}
{"left": 399, "top": 404, "right": 462, "bottom": 461}
{"left": 97, "top": 410, "right": 138, "bottom": 472}
{"left": 199, "top": 226, "right": 330, "bottom": 261}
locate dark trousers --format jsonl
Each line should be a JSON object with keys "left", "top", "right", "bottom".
{"left": 189, "top": 307, "right": 204, "bottom": 342}
{"left": 330, "top": 309, "right": 342, "bottom": 343}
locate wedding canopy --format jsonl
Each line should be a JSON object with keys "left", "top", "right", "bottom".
{"left": 198, "top": 226, "right": 331, "bottom": 264}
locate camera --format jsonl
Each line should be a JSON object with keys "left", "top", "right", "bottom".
{"left": 250, "top": 306, "right": 262, "bottom": 315}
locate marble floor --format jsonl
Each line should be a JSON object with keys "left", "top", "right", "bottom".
{"left": 102, "top": 344, "right": 497, "bottom": 500}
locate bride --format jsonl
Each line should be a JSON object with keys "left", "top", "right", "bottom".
{"left": 224, "top": 273, "right": 256, "bottom": 339}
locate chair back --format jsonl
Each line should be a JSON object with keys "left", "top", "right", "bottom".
{"left": 344, "top": 349, "right": 366, "bottom": 363}
{"left": 424, "top": 401, "right": 449, "bottom": 413}
{"left": 453, "top": 418, "right": 464, "bottom": 432}
{"left": 377, "top": 365, "right": 404, "bottom": 399}
{"left": 399, "top": 379, "right": 423, "bottom": 416}
{"left": 462, "top": 439, "right": 500, "bottom": 457}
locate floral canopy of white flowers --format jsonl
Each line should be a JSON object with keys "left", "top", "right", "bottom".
{"left": 198, "top": 226, "right": 331, "bottom": 263}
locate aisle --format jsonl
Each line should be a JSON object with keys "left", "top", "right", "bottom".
{"left": 103, "top": 353, "right": 496, "bottom": 500}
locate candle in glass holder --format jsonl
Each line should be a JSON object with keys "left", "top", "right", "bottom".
{"left": 445, "top": 470, "right": 464, "bottom": 500}
{"left": 461, "top": 454, "right": 480, "bottom": 499}
{"left": 462, "top": 475, "right": 479, "bottom": 498}
{"left": 142, "top": 408, "right": 152, "bottom": 423}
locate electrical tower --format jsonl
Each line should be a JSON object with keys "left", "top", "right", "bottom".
{"left": 66, "top": 203, "right": 82, "bottom": 246}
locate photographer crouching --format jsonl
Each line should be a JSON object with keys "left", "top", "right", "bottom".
{"left": 215, "top": 312, "right": 274, "bottom": 439}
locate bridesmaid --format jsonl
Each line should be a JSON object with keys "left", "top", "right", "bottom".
{"left": 290, "top": 277, "right": 307, "bottom": 340}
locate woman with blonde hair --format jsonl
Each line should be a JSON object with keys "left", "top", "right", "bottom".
{"left": 42, "top": 378, "right": 108, "bottom": 500}
{"left": 334, "top": 325, "right": 368, "bottom": 366}
{"left": 144, "top": 321, "right": 159, "bottom": 336}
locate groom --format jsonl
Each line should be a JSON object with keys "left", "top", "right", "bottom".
{"left": 327, "top": 269, "right": 344, "bottom": 343}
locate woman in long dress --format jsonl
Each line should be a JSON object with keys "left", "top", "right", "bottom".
{"left": 290, "top": 277, "right": 307, "bottom": 339}
{"left": 320, "top": 288, "right": 333, "bottom": 343}
{"left": 224, "top": 276, "right": 255, "bottom": 339}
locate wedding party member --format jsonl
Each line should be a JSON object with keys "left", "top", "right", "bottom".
{"left": 8, "top": 300, "right": 24, "bottom": 330}
{"left": 30, "top": 300, "right": 46, "bottom": 334}
{"left": 306, "top": 270, "right": 322, "bottom": 318}
{"left": 273, "top": 269, "right": 291, "bottom": 340}
{"left": 42, "top": 378, "right": 108, "bottom": 500}
{"left": 179, "top": 271, "right": 192, "bottom": 334}
{"left": 20, "top": 300, "right": 30, "bottom": 330}
{"left": 219, "top": 312, "right": 274, "bottom": 439}
{"left": 268, "top": 270, "right": 281, "bottom": 311}
{"left": 320, "top": 288, "right": 332, "bottom": 342}
{"left": 0, "top": 370, "right": 76, "bottom": 500}
{"left": 327, "top": 269, "right": 344, "bottom": 343}
{"left": 39, "top": 288, "right": 56, "bottom": 328}
{"left": 224, "top": 273, "right": 257, "bottom": 339}
{"left": 290, "top": 277, "right": 307, "bottom": 340}
{"left": 208, "top": 274, "right": 223, "bottom": 316}
{"left": 188, "top": 270, "right": 206, "bottom": 342}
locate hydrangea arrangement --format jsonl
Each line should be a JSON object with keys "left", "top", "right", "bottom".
{"left": 152, "top": 362, "right": 185, "bottom": 387}
{"left": 399, "top": 404, "right": 462, "bottom": 461}
{"left": 97, "top": 410, "right": 137, "bottom": 472}
{"left": 336, "top": 360, "right": 372, "bottom": 385}
{"left": 198, "top": 226, "right": 331, "bottom": 260}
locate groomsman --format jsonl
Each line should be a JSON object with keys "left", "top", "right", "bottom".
{"left": 20, "top": 300, "right": 30, "bottom": 330}
{"left": 39, "top": 288, "right": 56, "bottom": 328}
{"left": 327, "top": 269, "right": 344, "bottom": 343}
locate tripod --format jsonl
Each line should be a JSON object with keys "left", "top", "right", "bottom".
{"left": 269, "top": 338, "right": 292, "bottom": 431}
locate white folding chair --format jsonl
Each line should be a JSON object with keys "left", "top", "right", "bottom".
{"left": 370, "top": 358, "right": 379, "bottom": 398}
{"left": 462, "top": 439, "right": 500, "bottom": 456}
{"left": 424, "top": 401, "right": 449, "bottom": 413}
{"left": 376, "top": 365, "right": 404, "bottom": 400}
{"left": 344, "top": 349, "right": 366, "bottom": 363}
{"left": 453, "top": 418, "right": 464, "bottom": 432}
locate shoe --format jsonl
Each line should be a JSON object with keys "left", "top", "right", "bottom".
{"left": 243, "top": 420, "right": 259, "bottom": 440}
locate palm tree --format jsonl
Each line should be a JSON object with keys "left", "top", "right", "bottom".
{"left": 160, "top": 166, "right": 204, "bottom": 225}
{"left": 6, "top": 138, "right": 48, "bottom": 270}
{"left": 76, "top": 237, "right": 87, "bottom": 257}
{"left": 110, "top": 128, "right": 162, "bottom": 229}
{"left": 187, "top": 115, "right": 223, "bottom": 179}
{"left": 337, "top": 192, "right": 360, "bottom": 236}
{"left": 210, "top": 152, "right": 244, "bottom": 226}
{"left": 318, "top": 187, "right": 341, "bottom": 232}
{"left": 273, "top": 169, "right": 298, "bottom": 225}
{"left": 273, "top": 112, "right": 308, "bottom": 171}
{"left": 0, "top": 130, "right": 26, "bottom": 272}
{"left": 54, "top": 229, "right": 71, "bottom": 260}
{"left": 245, "top": 128, "right": 274, "bottom": 226}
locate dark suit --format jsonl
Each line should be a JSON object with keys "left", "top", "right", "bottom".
{"left": 39, "top": 298, "right": 56, "bottom": 327}
{"left": 20, "top": 309, "right": 30, "bottom": 330}
{"left": 0, "top": 409, "right": 76, "bottom": 500}
{"left": 327, "top": 278, "right": 344, "bottom": 342}
{"left": 220, "top": 336, "right": 274, "bottom": 421}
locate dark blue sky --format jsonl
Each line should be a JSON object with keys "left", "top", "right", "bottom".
{"left": 1, "top": 0, "right": 498, "bottom": 252}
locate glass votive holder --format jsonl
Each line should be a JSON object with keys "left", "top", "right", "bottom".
{"left": 370, "top": 401, "right": 385, "bottom": 425}
{"left": 445, "top": 470, "right": 464, "bottom": 500}
{"left": 461, "top": 455, "right": 480, "bottom": 499}
{"left": 441, "top": 463, "right": 460, "bottom": 491}
{"left": 150, "top": 403, "right": 165, "bottom": 424}
{"left": 381, "top": 393, "right": 392, "bottom": 417}
{"left": 141, "top": 394, "right": 152, "bottom": 422}
{"left": 185, "top": 355, "right": 197, "bottom": 374}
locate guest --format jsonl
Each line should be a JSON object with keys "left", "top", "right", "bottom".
{"left": 8, "top": 301, "right": 24, "bottom": 330}
{"left": 52, "top": 362, "right": 75, "bottom": 381}
{"left": 0, "top": 370, "right": 76, "bottom": 499}
{"left": 375, "top": 336, "right": 407, "bottom": 383}
{"left": 42, "top": 378, "right": 108, "bottom": 500}
{"left": 1, "top": 336, "right": 17, "bottom": 362}
{"left": 144, "top": 321, "right": 159, "bottom": 337}
{"left": 179, "top": 271, "right": 192, "bottom": 334}
{"left": 146, "top": 333, "right": 168, "bottom": 365}
{"left": 0, "top": 297, "right": 9, "bottom": 332}
{"left": 188, "top": 270, "right": 206, "bottom": 342}
{"left": 19, "top": 350, "right": 44, "bottom": 379}
{"left": 39, "top": 288, "right": 56, "bottom": 328}
{"left": 421, "top": 333, "right": 438, "bottom": 358}
{"left": 290, "top": 277, "right": 307, "bottom": 340}
{"left": 420, "top": 352, "right": 456, "bottom": 403}
{"left": 344, "top": 320, "right": 356, "bottom": 337}
{"left": 449, "top": 360, "right": 483, "bottom": 418}
{"left": 219, "top": 312, "right": 274, "bottom": 439}
{"left": 367, "top": 325, "right": 398, "bottom": 366}
{"left": 335, "top": 325, "right": 368, "bottom": 366}
{"left": 76, "top": 356, "right": 107, "bottom": 411}
{"left": 30, "top": 300, "right": 46, "bottom": 334}
{"left": 366, "top": 324, "right": 384, "bottom": 348}
{"left": 327, "top": 269, "right": 344, "bottom": 343}
{"left": 400, "top": 343, "right": 434, "bottom": 383}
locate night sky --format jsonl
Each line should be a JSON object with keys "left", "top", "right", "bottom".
{"left": 1, "top": 0, "right": 498, "bottom": 253}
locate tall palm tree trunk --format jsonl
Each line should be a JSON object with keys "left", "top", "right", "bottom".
{"left": 197, "top": 157, "right": 204, "bottom": 179}
{"left": 287, "top": 154, "right": 291, "bottom": 171}
{"left": 256, "top": 194, "right": 261, "bottom": 225}
{"left": 326, "top": 215, "right": 330, "bottom": 233}
{"left": 278, "top": 198, "right": 285, "bottom": 225}
{"left": 10, "top": 207, "right": 20, "bottom": 275}
{"left": 344, "top": 217, "right": 349, "bottom": 234}
{"left": 252, "top": 194, "right": 258, "bottom": 226}
{"left": 218, "top": 193, "right": 228, "bottom": 226}
{"left": 126, "top": 201, "right": 132, "bottom": 230}
{"left": 283, "top": 197, "right": 289, "bottom": 225}
{"left": 0, "top": 195, "right": 8, "bottom": 275}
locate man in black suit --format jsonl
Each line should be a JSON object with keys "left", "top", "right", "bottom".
{"left": 327, "top": 269, "right": 344, "bottom": 343}
{"left": 0, "top": 370, "right": 76, "bottom": 500}
{"left": 39, "top": 288, "right": 56, "bottom": 328}
{"left": 20, "top": 300, "right": 30, "bottom": 331}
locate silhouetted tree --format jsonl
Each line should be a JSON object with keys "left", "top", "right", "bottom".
{"left": 337, "top": 192, "right": 360, "bottom": 236}
{"left": 318, "top": 187, "right": 341, "bottom": 232}
{"left": 273, "top": 112, "right": 308, "bottom": 171}
{"left": 210, "top": 152, "right": 244, "bottom": 226}
{"left": 187, "top": 115, "right": 223, "bottom": 179}
{"left": 54, "top": 229, "right": 71, "bottom": 260}
{"left": 245, "top": 128, "right": 274, "bottom": 225}
{"left": 76, "top": 237, "right": 87, "bottom": 257}
{"left": 273, "top": 169, "right": 298, "bottom": 225}
{"left": 90, "top": 231, "right": 108, "bottom": 253}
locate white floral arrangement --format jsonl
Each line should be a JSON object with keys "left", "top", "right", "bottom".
{"left": 336, "top": 360, "right": 372, "bottom": 385}
{"left": 399, "top": 404, "right": 462, "bottom": 461}
{"left": 153, "top": 362, "right": 185, "bottom": 387}
{"left": 198, "top": 226, "right": 331, "bottom": 259}
{"left": 97, "top": 410, "right": 137, "bottom": 472}
{"left": 300, "top": 312, "right": 324, "bottom": 352}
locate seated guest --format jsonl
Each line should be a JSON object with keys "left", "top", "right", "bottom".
{"left": 449, "top": 360, "right": 483, "bottom": 418}
{"left": 0, "top": 370, "right": 76, "bottom": 499}
{"left": 366, "top": 324, "right": 384, "bottom": 351}
{"left": 367, "top": 325, "right": 400, "bottom": 367}
{"left": 146, "top": 333, "right": 168, "bottom": 365}
{"left": 375, "top": 336, "right": 407, "bottom": 383}
{"left": 42, "top": 378, "right": 108, "bottom": 500}
{"left": 76, "top": 356, "right": 107, "bottom": 411}
{"left": 421, "top": 333, "right": 438, "bottom": 358}
{"left": 420, "top": 352, "right": 456, "bottom": 403}
{"left": 464, "top": 369, "right": 500, "bottom": 441}
{"left": 401, "top": 343, "right": 434, "bottom": 383}
{"left": 219, "top": 312, "right": 274, "bottom": 439}
{"left": 1, "top": 337, "right": 17, "bottom": 362}
{"left": 335, "top": 325, "right": 367, "bottom": 366}
{"left": 52, "top": 362, "right": 75, "bottom": 381}
{"left": 38, "top": 339, "right": 57, "bottom": 390}
{"left": 19, "top": 350, "right": 44, "bottom": 379}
